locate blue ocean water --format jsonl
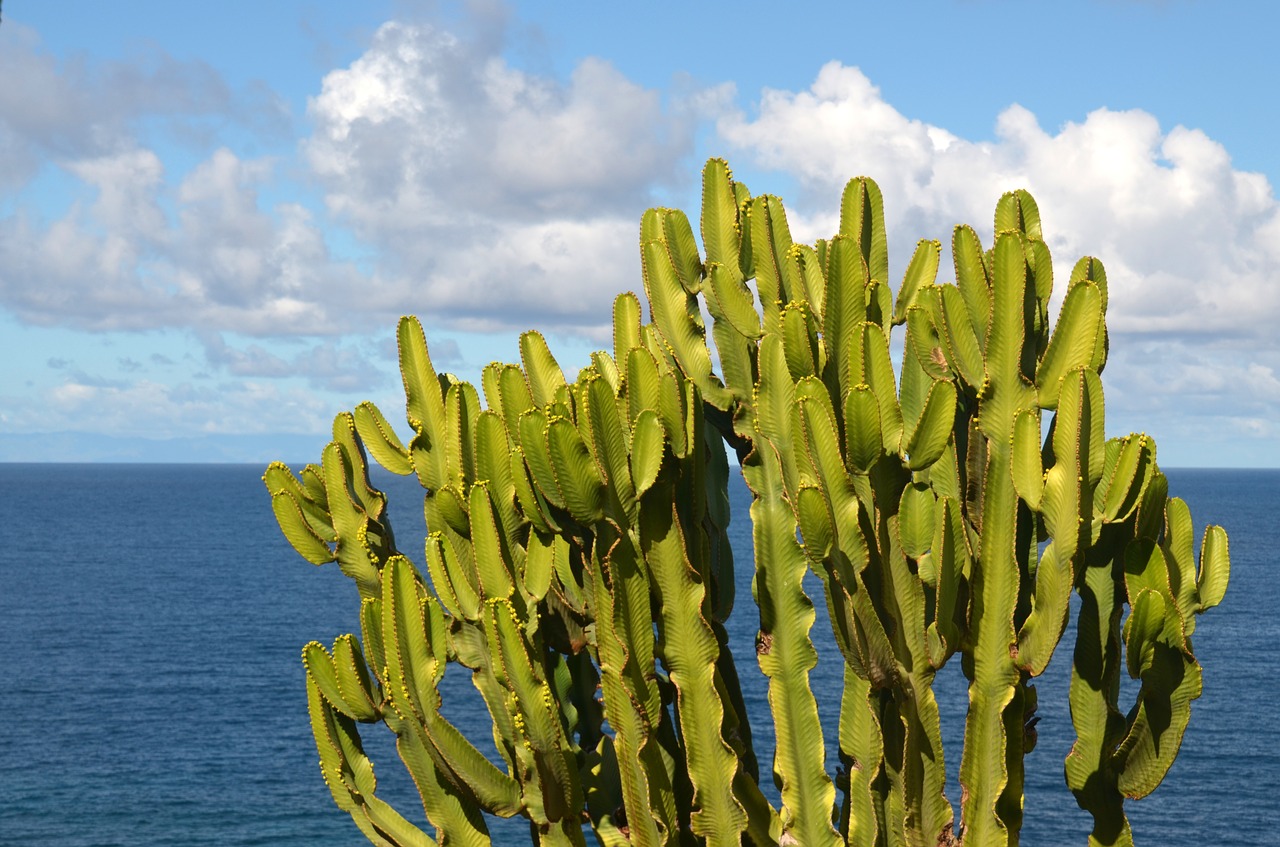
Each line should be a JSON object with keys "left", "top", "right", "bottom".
{"left": 0, "top": 463, "right": 1274, "bottom": 846}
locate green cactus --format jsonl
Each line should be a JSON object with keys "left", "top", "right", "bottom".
{"left": 266, "top": 158, "right": 1228, "bottom": 846}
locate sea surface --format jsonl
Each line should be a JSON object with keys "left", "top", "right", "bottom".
{"left": 1, "top": 463, "right": 1274, "bottom": 846}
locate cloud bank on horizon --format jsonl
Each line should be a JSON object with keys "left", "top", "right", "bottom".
{"left": 1, "top": 3, "right": 1277, "bottom": 465}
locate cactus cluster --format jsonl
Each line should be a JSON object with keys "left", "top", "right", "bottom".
{"left": 265, "top": 159, "right": 1229, "bottom": 847}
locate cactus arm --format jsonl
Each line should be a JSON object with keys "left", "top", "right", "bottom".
{"left": 355, "top": 400, "right": 415, "bottom": 475}
{"left": 929, "top": 496, "right": 968, "bottom": 665}
{"left": 398, "top": 316, "right": 450, "bottom": 493}
{"left": 952, "top": 225, "right": 991, "bottom": 347}
{"left": 547, "top": 416, "right": 606, "bottom": 525}
{"left": 858, "top": 322, "right": 905, "bottom": 455}
{"left": 391, "top": 718, "right": 493, "bottom": 847}
{"left": 959, "top": 230, "right": 1041, "bottom": 847}
{"left": 703, "top": 423, "right": 738, "bottom": 624}
{"left": 519, "top": 330, "right": 568, "bottom": 410}
{"left": 1065, "top": 543, "right": 1133, "bottom": 845}
{"left": 1035, "top": 282, "right": 1103, "bottom": 409}
{"left": 748, "top": 196, "right": 795, "bottom": 336}
{"left": 661, "top": 209, "right": 704, "bottom": 294}
{"left": 466, "top": 482, "right": 518, "bottom": 603}
{"left": 333, "top": 412, "right": 394, "bottom": 533}
{"left": 271, "top": 487, "right": 337, "bottom": 565}
{"left": 626, "top": 347, "right": 663, "bottom": 428}
{"left": 1010, "top": 410, "right": 1044, "bottom": 512}
{"left": 700, "top": 158, "right": 745, "bottom": 279}
{"left": 583, "top": 374, "right": 638, "bottom": 524}
{"left": 754, "top": 334, "right": 803, "bottom": 497}
{"left": 639, "top": 483, "right": 750, "bottom": 845}
{"left": 1095, "top": 435, "right": 1154, "bottom": 528}
{"left": 498, "top": 364, "right": 537, "bottom": 451}
{"left": 1110, "top": 526, "right": 1205, "bottom": 800}
{"left": 1017, "top": 368, "right": 1102, "bottom": 675}
{"left": 589, "top": 532, "right": 679, "bottom": 847}
{"left": 705, "top": 262, "right": 763, "bottom": 417}
{"left": 1069, "top": 256, "right": 1111, "bottom": 371}
{"left": 484, "top": 598, "right": 586, "bottom": 845}
{"left": 842, "top": 384, "right": 883, "bottom": 475}
{"left": 822, "top": 235, "right": 870, "bottom": 404}
{"left": 307, "top": 676, "right": 440, "bottom": 847}
{"left": 743, "top": 443, "right": 842, "bottom": 847}
{"left": 780, "top": 302, "right": 819, "bottom": 382}
{"left": 321, "top": 442, "right": 383, "bottom": 598}
{"left": 840, "top": 176, "right": 889, "bottom": 286}
{"left": 929, "top": 285, "right": 985, "bottom": 391}
{"left": 893, "top": 239, "right": 941, "bottom": 325}
{"left": 630, "top": 410, "right": 666, "bottom": 499}
{"left": 641, "top": 218, "right": 735, "bottom": 412}
{"left": 384, "top": 560, "right": 523, "bottom": 813}
{"left": 264, "top": 462, "right": 337, "bottom": 542}
{"left": 994, "top": 189, "right": 1042, "bottom": 241}
{"left": 839, "top": 667, "right": 885, "bottom": 847}
{"left": 884, "top": 515, "right": 955, "bottom": 847}
{"left": 304, "top": 638, "right": 381, "bottom": 723}
{"left": 902, "top": 379, "right": 956, "bottom": 471}
{"left": 656, "top": 372, "right": 690, "bottom": 461}
{"left": 474, "top": 411, "right": 521, "bottom": 535}
{"left": 520, "top": 409, "right": 567, "bottom": 511}
{"left": 427, "top": 531, "right": 479, "bottom": 621}
{"left": 1192, "top": 522, "right": 1229, "bottom": 618}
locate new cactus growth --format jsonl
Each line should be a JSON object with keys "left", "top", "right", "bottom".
{"left": 266, "top": 159, "right": 1228, "bottom": 847}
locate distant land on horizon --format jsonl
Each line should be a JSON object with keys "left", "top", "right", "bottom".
{"left": 0, "top": 431, "right": 330, "bottom": 466}
{"left": 1, "top": 431, "right": 1276, "bottom": 470}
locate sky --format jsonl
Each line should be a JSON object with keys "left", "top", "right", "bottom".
{"left": 1, "top": 0, "right": 1278, "bottom": 466}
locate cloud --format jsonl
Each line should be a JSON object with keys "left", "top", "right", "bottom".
{"left": 303, "top": 20, "right": 695, "bottom": 336}
{"left": 0, "top": 24, "right": 360, "bottom": 337}
{"left": 0, "top": 17, "right": 693, "bottom": 342}
{"left": 0, "top": 146, "right": 370, "bottom": 335}
{"left": 25, "top": 377, "right": 335, "bottom": 439}
{"left": 712, "top": 62, "right": 1280, "bottom": 341}
{"left": 0, "top": 22, "right": 288, "bottom": 190}
{"left": 199, "top": 332, "right": 389, "bottom": 393}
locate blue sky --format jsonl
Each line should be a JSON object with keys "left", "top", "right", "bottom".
{"left": 2, "top": 0, "right": 1278, "bottom": 466}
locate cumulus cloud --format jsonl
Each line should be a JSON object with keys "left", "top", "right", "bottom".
{"left": 303, "top": 20, "right": 694, "bottom": 335}
{"left": 0, "top": 25, "right": 358, "bottom": 338}
{"left": 713, "top": 62, "right": 1280, "bottom": 339}
{"left": 0, "top": 18, "right": 693, "bottom": 342}
{"left": 28, "top": 377, "right": 335, "bottom": 439}
{"left": 0, "top": 146, "right": 369, "bottom": 334}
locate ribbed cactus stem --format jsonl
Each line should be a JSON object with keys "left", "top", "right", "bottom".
{"left": 266, "top": 158, "right": 1229, "bottom": 847}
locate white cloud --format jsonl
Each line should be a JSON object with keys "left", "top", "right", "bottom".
{"left": 303, "top": 20, "right": 694, "bottom": 336}
{"left": 8, "top": 376, "right": 335, "bottom": 439}
{"left": 0, "top": 22, "right": 287, "bottom": 190}
{"left": 0, "top": 146, "right": 368, "bottom": 335}
{"left": 0, "top": 18, "right": 693, "bottom": 343}
{"left": 199, "top": 331, "right": 390, "bottom": 393}
{"left": 713, "top": 62, "right": 1280, "bottom": 340}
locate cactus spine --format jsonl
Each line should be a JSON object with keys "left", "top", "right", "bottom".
{"left": 266, "top": 159, "right": 1228, "bottom": 846}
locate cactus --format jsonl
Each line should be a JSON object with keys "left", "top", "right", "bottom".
{"left": 266, "top": 158, "right": 1228, "bottom": 846}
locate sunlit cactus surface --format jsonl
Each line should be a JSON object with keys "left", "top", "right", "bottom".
{"left": 266, "top": 158, "right": 1230, "bottom": 847}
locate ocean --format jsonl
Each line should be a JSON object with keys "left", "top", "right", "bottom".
{"left": 1, "top": 463, "right": 1274, "bottom": 846}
